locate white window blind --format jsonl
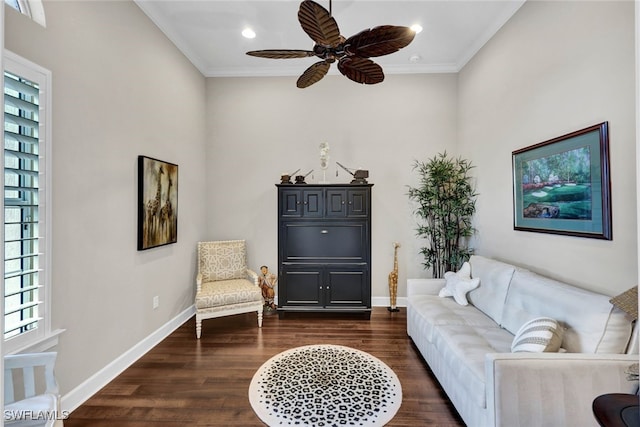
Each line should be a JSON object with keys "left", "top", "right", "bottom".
{"left": 3, "top": 51, "right": 52, "bottom": 353}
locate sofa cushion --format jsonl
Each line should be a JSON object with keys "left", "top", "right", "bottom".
{"left": 408, "top": 295, "right": 502, "bottom": 343}
{"left": 432, "top": 323, "right": 514, "bottom": 409}
{"left": 511, "top": 317, "right": 564, "bottom": 352}
{"left": 466, "top": 255, "right": 516, "bottom": 325}
{"left": 501, "top": 269, "right": 632, "bottom": 354}
{"left": 439, "top": 262, "right": 480, "bottom": 305}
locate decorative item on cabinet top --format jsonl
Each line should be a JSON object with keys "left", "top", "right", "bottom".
{"left": 295, "top": 170, "right": 314, "bottom": 184}
{"left": 279, "top": 164, "right": 370, "bottom": 185}
{"left": 281, "top": 168, "right": 301, "bottom": 184}
{"left": 336, "top": 161, "right": 369, "bottom": 184}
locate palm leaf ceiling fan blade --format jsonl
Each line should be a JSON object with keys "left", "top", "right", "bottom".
{"left": 297, "top": 61, "right": 331, "bottom": 88}
{"left": 298, "top": 0, "right": 341, "bottom": 47}
{"left": 338, "top": 57, "right": 384, "bottom": 85}
{"left": 344, "top": 25, "right": 416, "bottom": 58}
{"left": 246, "top": 49, "right": 316, "bottom": 59}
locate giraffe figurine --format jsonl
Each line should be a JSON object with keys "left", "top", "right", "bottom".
{"left": 388, "top": 242, "right": 400, "bottom": 312}
{"left": 146, "top": 165, "right": 164, "bottom": 240}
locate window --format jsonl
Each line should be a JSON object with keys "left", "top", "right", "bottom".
{"left": 4, "top": 0, "right": 24, "bottom": 13}
{"left": 4, "top": 0, "right": 46, "bottom": 27}
{"left": 3, "top": 51, "right": 52, "bottom": 354}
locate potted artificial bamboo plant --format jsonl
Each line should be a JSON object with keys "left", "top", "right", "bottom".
{"left": 407, "top": 152, "right": 478, "bottom": 278}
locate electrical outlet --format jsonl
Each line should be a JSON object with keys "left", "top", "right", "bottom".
{"left": 153, "top": 296, "right": 159, "bottom": 309}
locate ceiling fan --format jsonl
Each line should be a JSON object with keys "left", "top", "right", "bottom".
{"left": 246, "top": 0, "right": 416, "bottom": 88}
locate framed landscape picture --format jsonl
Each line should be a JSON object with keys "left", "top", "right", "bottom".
{"left": 138, "top": 156, "right": 178, "bottom": 250}
{"left": 512, "top": 122, "right": 611, "bottom": 240}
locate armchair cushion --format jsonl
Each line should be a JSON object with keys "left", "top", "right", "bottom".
{"left": 198, "top": 240, "right": 247, "bottom": 281}
{"left": 196, "top": 279, "right": 262, "bottom": 309}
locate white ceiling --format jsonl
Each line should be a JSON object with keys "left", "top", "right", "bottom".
{"left": 134, "top": 0, "right": 526, "bottom": 78}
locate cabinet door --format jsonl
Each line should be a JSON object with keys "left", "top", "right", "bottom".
{"left": 326, "top": 189, "right": 347, "bottom": 217}
{"left": 325, "top": 188, "right": 369, "bottom": 218}
{"left": 282, "top": 223, "right": 366, "bottom": 262}
{"left": 280, "top": 189, "right": 323, "bottom": 218}
{"left": 280, "top": 265, "right": 323, "bottom": 307}
{"left": 325, "top": 265, "right": 370, "bottom": 308}
{"left": 347, "top": 189, "right": 369, "bottom": 217}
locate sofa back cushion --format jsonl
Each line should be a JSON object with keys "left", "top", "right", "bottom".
{"left": 466, "top": 255, "right": 516, "bottom": 325}
{"left": 501, "top": 269, "right": 633, "bottom": 354}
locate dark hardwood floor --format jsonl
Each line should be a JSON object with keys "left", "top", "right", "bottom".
{"left": 65, "top": 307, "right": 464, "bottom": 426}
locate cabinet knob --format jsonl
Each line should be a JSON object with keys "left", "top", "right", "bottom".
{"left": 321, "top": 229, "right": 328, "bottom": 234}
{"left": 320, "top": 286, "right": 323, "bottom": 290}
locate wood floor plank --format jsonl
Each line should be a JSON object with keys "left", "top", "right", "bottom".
{"left": 64, "top": 307, "right": 464, "bottom": 426}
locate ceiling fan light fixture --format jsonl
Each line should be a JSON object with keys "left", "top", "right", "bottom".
{"left": 242, "top": 28, "right": 256, "bottom": 39}
{"left": 410, "top": 24, "right": 423, "bottom": 34}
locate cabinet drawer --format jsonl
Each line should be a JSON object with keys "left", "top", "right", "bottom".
{"left": 283, "top": 223, "right": 366, "bottom": 260}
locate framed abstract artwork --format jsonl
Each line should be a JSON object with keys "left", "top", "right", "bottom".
{"left": 138, "top": 155, "right": 178, "bottom": 250}
{"left": 512, "top": 122, "right": 611, "bottom": 240}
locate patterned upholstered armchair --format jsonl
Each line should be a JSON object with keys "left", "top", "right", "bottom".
{"left": 195, "top": 240, "right": 263, "bottom": 338}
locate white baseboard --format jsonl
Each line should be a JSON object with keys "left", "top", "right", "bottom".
{"left": 371, "top": 296, "right": 406, "bottom": 308}
{"left": 61, "top": 305, "right": 196, "bottom": 413}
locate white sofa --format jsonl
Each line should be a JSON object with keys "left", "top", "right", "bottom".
{"left": 407, "top": 255, "right": 638, "bottom": 427}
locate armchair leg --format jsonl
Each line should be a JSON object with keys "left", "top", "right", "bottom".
{"left": 196, "top": 319, "right": 202, "bottom": 339}
{"left": 257, "top": 307, "right": 263, "bottom": 328}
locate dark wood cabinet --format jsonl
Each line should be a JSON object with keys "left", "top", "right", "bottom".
{"left": 277, "top": 184, "right": 372, "bottom": 318}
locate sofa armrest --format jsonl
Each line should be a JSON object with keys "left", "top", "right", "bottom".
{"left": 485, "top": 352, "right": 639, "bottom": 427}
{"left": 407, "top": 278, "right": 445, "bottom": 298}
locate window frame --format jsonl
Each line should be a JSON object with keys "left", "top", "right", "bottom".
{"left": 3, "top": 49, "right": 57, "bottom": 355}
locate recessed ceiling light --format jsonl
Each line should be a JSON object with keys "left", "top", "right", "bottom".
{"left": 410, "top": 24, "right": 423, "bottom": 34}
{"left": 242, "top": 28, "right": 256, "bottom": 39}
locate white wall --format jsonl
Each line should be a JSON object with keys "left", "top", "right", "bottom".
{"left": 458, "top": 0, "right": 637, "bottom": 295}
{"left": 205, "top": 74, "right": 458, "bottom": 301}
{"left": 5, "top": 1, "right": 208, "bottom": 396}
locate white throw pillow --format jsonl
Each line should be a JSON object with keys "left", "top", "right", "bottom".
{"left": 438, "top": 262, "right": 480, "bottom": 306}
{"left": 511, "top": 317, "right": 564, "bottom": 352}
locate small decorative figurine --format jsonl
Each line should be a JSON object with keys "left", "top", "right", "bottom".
{"left": 388, "top": 242, "right": 400, "bottom": 312}
{"left": 295, "top": 169, "right": 314, "bottom": 184}
{"left": 336, "top": 161, "right": 369, "bottom": 184}
{"left": 259, "top": 265, "right": 278, "bottom": 313}
{"left": 281, "top": 168, "right": 300, "bottom": 184}
{"left": 319, "top": 142, "right": 330, "bottom": 183}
